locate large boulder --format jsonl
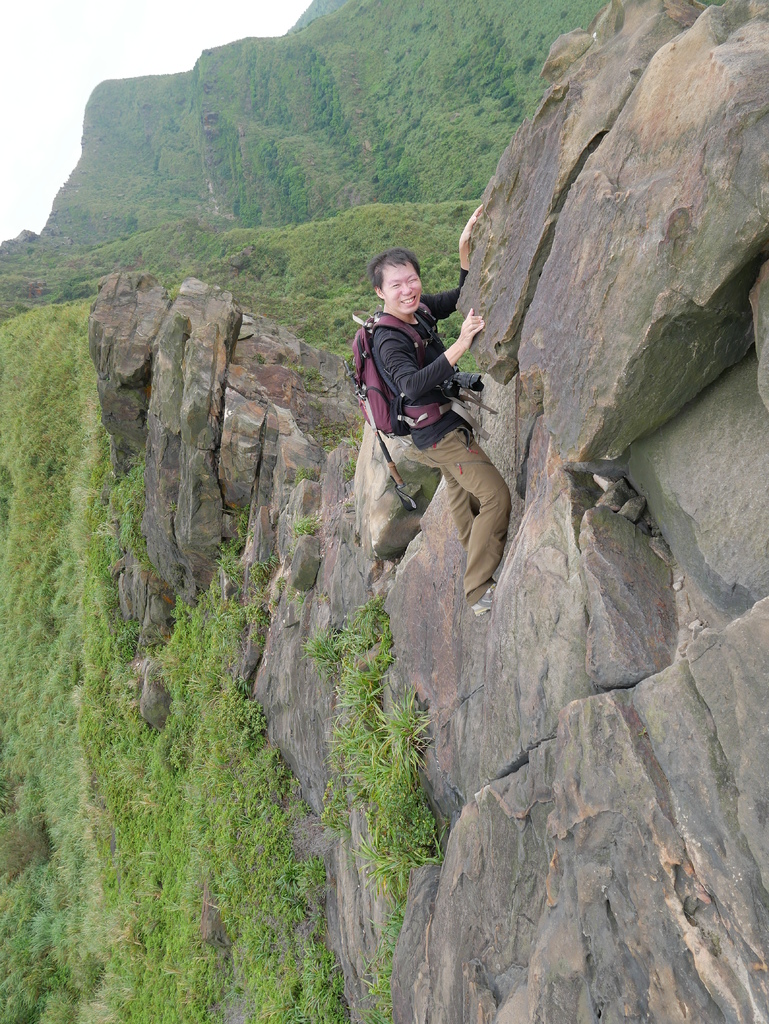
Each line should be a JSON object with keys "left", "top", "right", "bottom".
{"left": 354, "top": 428, "right": 441, "bottom": 560}
{"left": 461, "top": 0, "right": 698, "bottom": 382}
{"left": 517, "top": 0, "right": 769, "bottom": 460}
{"left": 88, "top": 272, "right": 170, "bottom": 472}
{"left": 629, "top": 350, "right": 769, "bottom": 616}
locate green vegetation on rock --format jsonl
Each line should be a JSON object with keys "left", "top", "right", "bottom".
{"left": 305, "top": 599, "right": 440, "bottom": 1020}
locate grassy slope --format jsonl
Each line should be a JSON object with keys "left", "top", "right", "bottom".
{"left": 45, "top": 0, "right": 607, "bottom": 244}
{"left": 0, "top": 306, "right": 347, "bottom": 1023}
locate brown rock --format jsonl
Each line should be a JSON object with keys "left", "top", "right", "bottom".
{"left": 518, "top": 1, "right": 769, "bottom": 460}
{"left": 480, "top": 429, "right": 600, "bottom": 782}
{"left": 354, "top": 427, "right": 440, "bottom": 560}
{"left": 462, "top": 0, "right": 694, "bottom": 383}
{"left": 580, "top": 505, "right": 677, "bottom": 689}
{"left": 749, "top": 257, "right": 769, "bottom": 415}
{"left": 88, "top": 272, "right": 170, "bottom": 472}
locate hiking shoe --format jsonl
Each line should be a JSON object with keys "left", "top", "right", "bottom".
{"left": 472, "top": 584, "right": 496, "bottom": 616}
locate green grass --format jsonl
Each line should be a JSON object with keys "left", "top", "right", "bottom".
{"left": 0, "top": 201, "right": 481, "bottom": 355}
{"left": 0, "top": 303, "right": 347, "bottom": 1024}
{"left": 304, "top": 598, "right": 440, "bottom": 1020}
{"left": 292, "top": 514, "right": 322, "bottom": 538}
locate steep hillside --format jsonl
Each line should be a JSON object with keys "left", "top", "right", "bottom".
{"left": 291, "top": 0, "right": 350, "bottom": 31}
{"left": 0, "top": 201, "right": 477, "bottom": 345}
{"left": 44, "top": 0, "right": 607, "bottom": 245}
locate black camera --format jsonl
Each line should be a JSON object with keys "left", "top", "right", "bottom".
{"left": 440, "top": 371, "right": 484, "bottom": 399}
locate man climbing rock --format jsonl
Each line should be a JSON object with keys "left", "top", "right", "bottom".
{"left": 367, "top": 206, "right": 511, "bottom": 615}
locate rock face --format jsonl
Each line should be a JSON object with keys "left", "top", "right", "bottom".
{"left": 629, "top": 350, "right": 769, "bottom": 615}
{"left": 355, "top": 429, "right": 441, "bottom": 560}
{"left": 89, "top": 4, "right": 769, "bottom": 1020}
{"left": 466, "top": 0, "right": 769, "bottom": 464}
{"left": 580, "top": 504, "right": 677, "bottom": 688}
{"left": 462, "top": 0, "right": 699, "bottom": 384}
{"left": 89, "top": 273, "right": 170, "bottom": 472}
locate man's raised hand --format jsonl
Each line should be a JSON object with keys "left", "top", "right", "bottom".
{"left": 460, "top": 204, "right": 484, "bottom": 269}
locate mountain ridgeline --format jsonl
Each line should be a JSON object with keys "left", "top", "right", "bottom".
{"left": 44, "top": 0, "right": 606, "bottom": 245}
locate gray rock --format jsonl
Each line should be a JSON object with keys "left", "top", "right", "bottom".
{"left": 580, "top": 505, "right": 676, "bottom": 689}
{"left": 750, "top": 257, "right": 769, "bottom": 414}
{"left": 288, "top": 535, "right": 321, "bottom": 592}
{"left": 462, "top": 0, "right": 694, "bottom": 383}
{"left": 278, "top": 478, "right": 322, "bottom": 562}
{"left": 316, "top": 447, "right": 379, "bottom": 630}
{"left": 408, "top": 742, "right": 556, "bottom": 1024}
{"left": 142, "top": 278, "right": 242, "bottom": 598}
{"left": 595, "top": 476, "right": 635, "bottom": 512}
{"left": 253, "top": 589, "right": 331, "bottom": 813}
{"left": 147, "top": 309, "right": 190, "bottom": 435}
{"left": 88, "top": 272, "right": 170, "bottom": 472}
{"left": 272, "top": 408, "right": 325, "bottom": 515}
{"left": 243, "top": 505, "right": 276, "bottom": 579}
{"left": 686, "top": 596, "right": 769, "bottom": 894}
{"left": 354, "top": 427, "right": 440, "bottom": 560}
{"left": 385, "top": 487, "right": 492, "bottom": 824}
{"left": 117, "top": 549, "right": 176, "bottom": 643}
{"left": 517, "top": 0, "right": 769, "bottom": 460}
{"left": 175, "top": 446, "right": 223, "bottom": 596}
{"left": 391, "top": 865, "right": 441, "bottom": 1024}
{"left": 325, "top": 811, "right": 392, "bottom": 1016}
{"left": 525, "top": 656, "right": 769, "bottom": 1023}
{"left": 629, "top": 350, "right": 769, "bottom": 615}
{"left": 618, "top": 493, "right": 646, "bottom": 522}
{"left": 218, "top": 389, "right": 268, "bottom": 508}
{"left": 139, "top": 660, "right": 171, "bottom": 730}
{"left": 480, "top": 426, "right": 599, "bottom": 783}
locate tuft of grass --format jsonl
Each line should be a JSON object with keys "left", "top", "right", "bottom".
{"left": 304, "top": 597, "right": 441, "bottom": 1018}
{"left": 293, "top": 512, "right": 322, "bottom": 538}
{"left": 295, "top": 466, "right": 320, "bottom": 485}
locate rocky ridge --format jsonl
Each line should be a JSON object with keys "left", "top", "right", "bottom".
{"left": 89, "top": 0, "right": 769, "bottom": 1020}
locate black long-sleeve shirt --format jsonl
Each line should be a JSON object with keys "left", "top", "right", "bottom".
{"left": 373, "top": 268, "right": 468, "bottom": 449}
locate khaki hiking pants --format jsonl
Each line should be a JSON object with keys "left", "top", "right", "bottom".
{"left": 411, "top": 428, "right": 511, "bottom": 605}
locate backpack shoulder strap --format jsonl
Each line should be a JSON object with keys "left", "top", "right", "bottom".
{"left": 372, "top": 313, "right": 426, "bottom": 369}
{"left": 414, "top": 303, "right": 442, "bottom": 347}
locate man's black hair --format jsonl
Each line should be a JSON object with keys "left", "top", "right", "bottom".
{"left": 367, "top": 248, "right": 421, "bottom": 290}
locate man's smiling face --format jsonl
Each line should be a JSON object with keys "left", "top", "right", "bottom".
{"left": 376, "top": 262, "right": 422, "bottom": 322}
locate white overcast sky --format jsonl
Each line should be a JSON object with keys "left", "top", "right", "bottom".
{"left": 0, "top": 0, "right": 314, "bottom": 244}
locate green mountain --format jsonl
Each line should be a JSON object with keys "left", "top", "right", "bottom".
{"left": 43, "top": 0, "right": 606, "bottom": 246}
{"left": 291, "top": 0, "right": 350, "bottom": 31}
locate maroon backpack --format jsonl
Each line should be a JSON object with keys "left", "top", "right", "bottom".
{"left": 349, "top": 306, "right": 445, "bottom": 437}
{"left": 347, "top": 305, "right": 446, "bottom": 510}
